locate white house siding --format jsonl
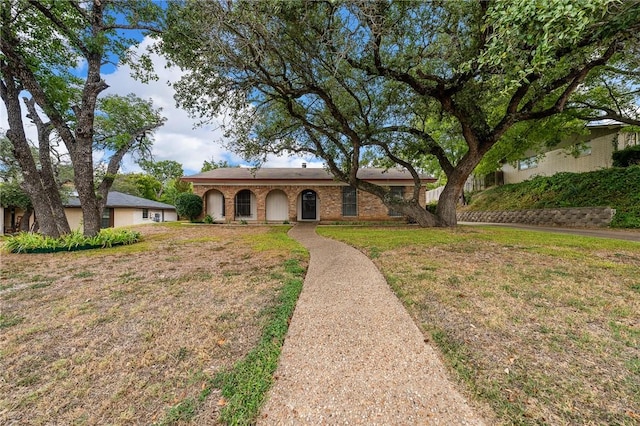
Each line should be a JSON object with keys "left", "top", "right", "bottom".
{"left": 206, "top": 190, "right": 225, "bottom": 221}
{"left": 115, "top": 208, "right": 177, "bottom": 227}
{"left": 266, "top": 190, "right": 289, "bottom": 221}
{"left": 159, "top": 210, "right": 177, "bottom": 222}
{"left": 503, "top": 127, "right": 624, "bottom": 184}
{"left": 64, "top": 207, "right": 176, "bottom": 231}
{"left": 65, "top": 208, "right": 84, "bottom": 231}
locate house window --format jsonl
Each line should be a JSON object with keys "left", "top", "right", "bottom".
{"left": 388, "top": 186, "right": 404, "bottom": 217}
{"left": 577, "top": 141, "right": 592, "bottom": 156}
{"left": 518, "top": 156, "right": 538, "bottom": 170}
{"left": 142, "top": 208, "right": 149, "bottom": 219}
{"left": 621, "top": 132, "right": 639, "bottom": 149}
{"left": 235, "top": 190, "right": 252, "bottom": 217}
{"left": 342, "top": 186, "right": 357, "bottom": 216}
{"left": 101, "top": 208, "right": 113, "bottom": 229}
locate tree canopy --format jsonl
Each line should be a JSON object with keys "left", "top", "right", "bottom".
{"left": 1, "top": 0, "right": 165, "bottom": 236}
{"left": 162, "top": 0, "right": 640, "bottom": 226}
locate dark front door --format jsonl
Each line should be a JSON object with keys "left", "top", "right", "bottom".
{"left": 301, "top": 190, "right": 317, "bottom": 220}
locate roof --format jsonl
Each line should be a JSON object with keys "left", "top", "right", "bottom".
{"left": 65, "top": 191, "right": 176, "bottom": 210}
{"left": 183, "top": 167, "right": 434, "bottom": 183}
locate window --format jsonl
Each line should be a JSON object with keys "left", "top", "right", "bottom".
{"left": 235, "top": 190, "right": 252, "bottom": 217}
{"left": 388, "top": 186, "right": 404, "bottom": 217}
{"left": 142, "top": 208, "right": 149, "bottom": 219}
{"left": 577, "top": 141, "right": 592, "bottom": 156}
{"left": 518, "top": 156, "right": 538, "bottom": 170}
{"left": 342, "top": 186, "right": 357, "bottom": 216}
{"left": 621, "top": 132, "right": 639, "bottom": 149}
{"left": 101, "top": 208, "right": 113, "bottom": 229}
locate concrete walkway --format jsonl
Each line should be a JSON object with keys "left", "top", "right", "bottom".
{"left": 258, "top": 223, "right": 484, "bottom": 425}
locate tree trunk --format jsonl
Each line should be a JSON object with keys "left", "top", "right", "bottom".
{"left": 67, "top": 47, "right": 108, "bottom": 237}
{"left": 72, "top": 151, "right": 102, "bottom": 236}
{"left": 26, "top": 98, "right": 72, "bottom": 235}
{"left": 1, "top": 65, "right": 65, "bottom": 237}
{"left": 19, "top": 206, "right": 32, "bottom": 232}
{"left": 436, "top": 151, "right": 484, "bottom": 226}
{"left": 395, "top": 200, "right": 442, "bottom": 227}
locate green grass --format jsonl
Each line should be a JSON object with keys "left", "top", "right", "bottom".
{"left": 244, "top": 226, "right": 307, "bottom": 257}
{"left": 0, "top": 313, "right": 24, "bottom": 329}
{"left": 464, "top": 166, "right": 640, "bottom": 228}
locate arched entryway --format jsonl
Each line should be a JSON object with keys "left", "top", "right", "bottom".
{"left": 205, "top": 189, "right": 225, "bottom": 221}
{"left": 298, "top": 189, "right": 318, "bottom": 221}
{"left": 266, "top": 190, "right": 289, "bottom": 222}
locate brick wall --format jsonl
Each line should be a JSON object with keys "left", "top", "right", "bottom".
{"left": 457, "top": 207, "right": 616, "bottom": 227}
{"left": 193, "top": 184, "right": 425, "bottom": 222}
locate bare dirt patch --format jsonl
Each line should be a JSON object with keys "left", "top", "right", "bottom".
{"left": 0, "top": 224, "right": 304, "bottom": 425}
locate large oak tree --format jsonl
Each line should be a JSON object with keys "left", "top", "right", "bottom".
{"left": 0, "top": 0, "right": 165, "bottom": 236}
{"left": 162, "top": 0, "right": 640, "bottom": 226}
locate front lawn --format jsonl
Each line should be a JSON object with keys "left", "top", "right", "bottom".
{"left": 0, "top": 224, "right": 306, "bottom": 425}
{"left": 319, "top": 225, "right": 640, "bottom": 425}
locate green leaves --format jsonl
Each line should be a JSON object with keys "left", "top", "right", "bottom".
{"left": 161, "top": 0, "right": 640, "bottom": 226}
{"left": 3, "top": 228, "right": 141, "bottom": 253}
{"left": 94, "top": 94, "right": 165, "bottom": 151}
{"left": 174, "top": 193, "right": 203, "bottom": 222}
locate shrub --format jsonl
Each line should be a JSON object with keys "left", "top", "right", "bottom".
{"left": 175, "top": 193, "right": 203, "bottom": 222}
{"left": 203, "top": 214, "right": 214, "bottom": 224}
{"left": 3, "top": 229, "right": 141, "bottom": 253}
{"left": 612, "top": 145, "right": 640, "bottom": 167}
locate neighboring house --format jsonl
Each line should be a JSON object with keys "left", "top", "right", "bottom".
{"left": 183, "top": 166, "right": 434, "bottom": 223}
{"left": 64, "top": 191, "right": 177, "bottom": 230}
{"left": 502, "top": 121, "right": 640, "bottom": 184}
{"left": 1, "top": 191, "right": 177, "bottom": 235}
{"left": 428, "top": 121, "right": 640, "bottom": 203}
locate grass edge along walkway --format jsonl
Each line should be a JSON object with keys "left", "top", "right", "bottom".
{"left": 156, "top": 258, "right": 306, "bottom": 426}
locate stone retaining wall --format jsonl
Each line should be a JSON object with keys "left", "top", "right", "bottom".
{"left": 457, "top": 207, "right": 616, "bottom": 227}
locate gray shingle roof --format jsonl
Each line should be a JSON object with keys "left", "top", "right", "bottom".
{"left": 65, "top": 191, "right": 175, "bottom": 210}
{"left": 184, "top": 167, "right": 433, "bottom": 182}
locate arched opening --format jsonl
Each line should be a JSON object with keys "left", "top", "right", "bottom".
{"left": 205, "top": 189, "right": 225, "bottom": 221}
{"left": 234, "top": 189, "right": 257, "bottom": 220}
{"left": 266, "top": 190, "right": 289, "bottom": 222}
{"left": 298, "top": 189, "right": 318, "bottom": 221}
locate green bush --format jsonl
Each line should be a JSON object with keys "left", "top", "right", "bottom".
{"left": 203, "top": 214, "right": 214, "bottom": 224}
{"left": 465, "top": 166, "right": 640, "bottom": 228}
{"left": 612, "top": 145, "right": 640, "bottom": 167}
{"left": 175, "top": 193, "right": 203, "bottom": 222}
{"left": 3, "top": 229, "right": 141, "bottom": 253}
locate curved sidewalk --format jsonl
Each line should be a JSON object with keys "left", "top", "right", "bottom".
{"left": 258, "top": 223, "right": 484, "bottom": 425}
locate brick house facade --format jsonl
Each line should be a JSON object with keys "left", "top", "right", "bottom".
{"left": 183, "top": 167, "right": 433, "bottom": 223}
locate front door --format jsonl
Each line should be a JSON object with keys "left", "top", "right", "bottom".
{"left": 301, "top": 190, "right": 317, "bottom": 220}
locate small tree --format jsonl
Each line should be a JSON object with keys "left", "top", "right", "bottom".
{"left": 174, "top": 193, "right": 203, "bottom": 222}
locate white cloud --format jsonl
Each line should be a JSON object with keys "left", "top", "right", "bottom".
{"left": 102, "top": 37, "right": 324, "bottom": 175}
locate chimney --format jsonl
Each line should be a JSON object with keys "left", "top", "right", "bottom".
{"left": 302, "top": 162, "right": 307, "bottom": 168}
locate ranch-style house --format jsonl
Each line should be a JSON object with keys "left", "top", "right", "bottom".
{"left": 183, "top": 166, "right": 435, "bottom": 223}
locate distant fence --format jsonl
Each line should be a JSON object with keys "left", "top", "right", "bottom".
{"left": 457, "top": 207, "right": 616, "bottom": 227}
